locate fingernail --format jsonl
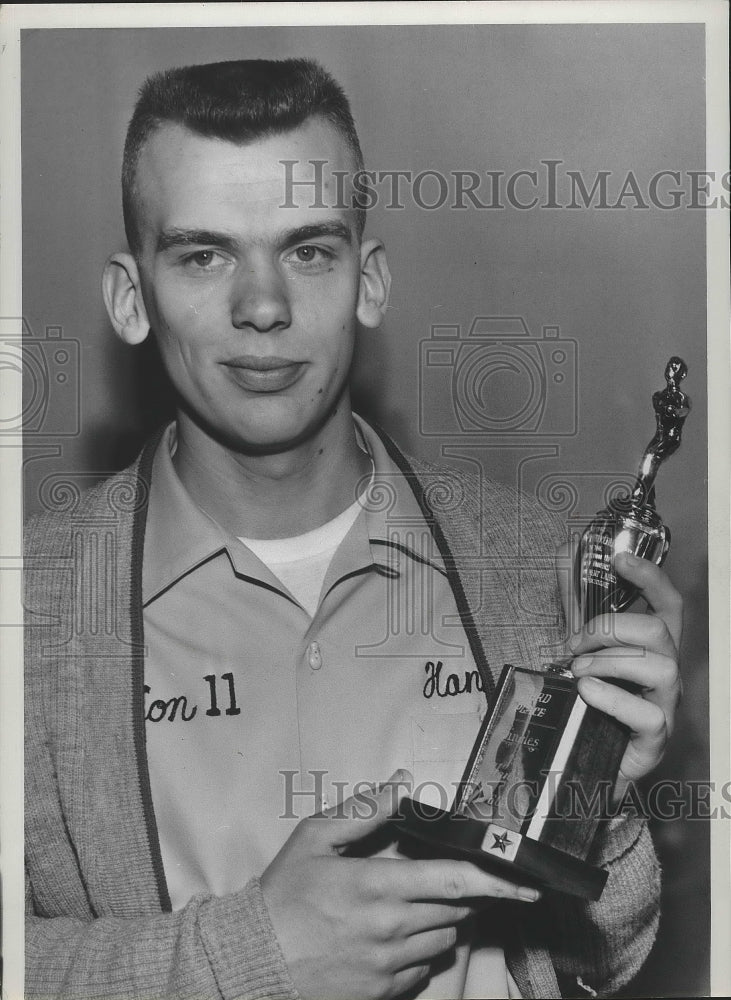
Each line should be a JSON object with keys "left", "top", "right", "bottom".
{"left": 572, "top": 656, "right": 593, "bottom": 675}
{"left": 580, "top": 675, "right": 603, "bottom": 689}
{"left": 618, "top": 552, "right": 641, "bottom": 564}
{"left": 518, "top": 888, "right": 541, "bottom": 902}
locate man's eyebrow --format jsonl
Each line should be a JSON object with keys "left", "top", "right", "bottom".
{"left": 156, "top": 229, "right": 239, "bottom": 253}
{"left": 277, "top": 222, "right": 353, "bottom": 247}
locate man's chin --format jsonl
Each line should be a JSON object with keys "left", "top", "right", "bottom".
{"left": 183, "top": 404, "right": 345, "bottom": 459}
{"left": 225, "top": 429, "right": 319, "bottom": 458}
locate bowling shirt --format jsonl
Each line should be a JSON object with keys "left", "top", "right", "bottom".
{"left": 142, "top": 417, "right": 521, "bottom": 999}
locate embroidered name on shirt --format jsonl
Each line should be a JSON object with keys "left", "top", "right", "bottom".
{"left": 144, "top": 672, "right": 241, "bottom": 722}
{"left": 422, "top": 660, "right": 485, "bottom": 698}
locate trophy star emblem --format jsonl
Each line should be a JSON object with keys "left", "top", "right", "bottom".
{"left": 491, "top": 831, "right": 513, "bottom": 854}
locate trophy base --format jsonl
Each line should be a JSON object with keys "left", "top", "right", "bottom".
{"left": 396, "top": 797, "right": 608, "bottom": 901}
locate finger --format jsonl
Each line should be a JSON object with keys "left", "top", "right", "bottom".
{"left": 305, "top": 769, "right": 413, "bottom": 851}
{"left": 572, "top": 650, "right": 681, "bottom": 720}
{"left": 392, "top": 925, "right": 458, "bottom": 970}
{"left": 613, "top": 552, "right": 683, "bottom": 647}
{"left": 556, "top": 540, "right": 582, "bottom": 644}
{"left": 385, "top": 965, "right": 431, "bottom": 1000}
{"left": 385, "top": 859, "right": 540, "bottom": 904}
{"left": 386, "top": 902, "right": 473, "bottom": 937}
{"left": 408, "top": 902, "right": 473, "bottom": 933}
{"left": 571, "top": 611, "right": 678, "bottom": 659}
{"left": 576, "top": 675, "right": 669, "bottom": 747}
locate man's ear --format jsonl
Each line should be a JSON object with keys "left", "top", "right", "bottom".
{"left": 356, "top": 238, "right": 391, "bottom": 329}
{"left": 102, "top": 252, "right": 151, "bottom": 345}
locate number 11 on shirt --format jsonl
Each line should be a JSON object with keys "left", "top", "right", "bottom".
{"left": 203, "top": 673, "right": 242, "bottom": 717}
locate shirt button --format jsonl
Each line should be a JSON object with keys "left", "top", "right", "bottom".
{"left": 307, "top": 641, "right": 323, "bottom": 671}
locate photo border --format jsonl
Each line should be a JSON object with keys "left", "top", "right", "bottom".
{"left": 1, "top": 4, "right": 728, "bottom": 998}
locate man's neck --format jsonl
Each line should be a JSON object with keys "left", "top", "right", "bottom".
{"left": 171, "top": 407, "right": 371, "bottom": 540}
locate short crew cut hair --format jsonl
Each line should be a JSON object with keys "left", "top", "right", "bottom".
{"left": 122, "top": 58, "right": 365, "bottom": 255}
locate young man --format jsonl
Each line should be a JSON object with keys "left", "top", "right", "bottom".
{"left": 24, "top": 59, "right": 682, "bottom": 999}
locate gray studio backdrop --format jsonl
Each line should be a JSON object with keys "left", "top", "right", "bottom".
{"left": 21, "top": 24, "right": 708, "bottom": 998}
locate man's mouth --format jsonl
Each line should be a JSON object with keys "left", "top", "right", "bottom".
{"left": 222, "top": 355, "right": 306, "bottom": 393}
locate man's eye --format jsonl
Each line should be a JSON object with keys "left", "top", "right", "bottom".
{"left": 184, "top": 250, "right": 221, "bottom": 268}
{"left": 291, "top": 245, "right": 331, "bottom": 264}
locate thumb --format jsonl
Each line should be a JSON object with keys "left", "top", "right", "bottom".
{"left": 310, "top": 769, "right": 413, "bottom": 851}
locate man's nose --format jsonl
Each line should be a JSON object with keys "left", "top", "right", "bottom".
{"left": 230, "top": 261, "right": 292, "bottom": 332}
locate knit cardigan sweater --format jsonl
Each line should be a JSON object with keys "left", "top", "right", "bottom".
{"left": 24, "top": 426, "right": 660, "bottom": 999}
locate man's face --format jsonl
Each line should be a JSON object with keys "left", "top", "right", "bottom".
{"left": 133, "top": 119, "right": 372, "bottom": 454}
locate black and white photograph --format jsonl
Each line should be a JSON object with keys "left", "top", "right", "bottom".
{"left": 1, "top": 3, "right": 729, "bottom": 998}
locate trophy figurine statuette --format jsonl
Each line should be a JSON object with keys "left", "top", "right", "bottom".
{"left": 396, "top": 358, "right": 690, "bottom": 900}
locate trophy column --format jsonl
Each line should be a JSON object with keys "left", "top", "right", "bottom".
{"left": 397, "top": 358, "right": 690, "bottom": 899}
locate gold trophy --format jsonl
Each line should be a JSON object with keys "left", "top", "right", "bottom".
{"left": 397, "top": 359, "right": 690, "bottom": 899}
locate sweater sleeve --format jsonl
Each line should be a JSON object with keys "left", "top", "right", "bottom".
{"left": 544, "top": 816, "right": 660, "bottom": 998}
{"left": 26, "top": 875, "right": 300, "bottom": 1000}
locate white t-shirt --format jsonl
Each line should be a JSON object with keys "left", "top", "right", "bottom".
{"left": 239, "top": 495, "right": 364, "bottom": 617}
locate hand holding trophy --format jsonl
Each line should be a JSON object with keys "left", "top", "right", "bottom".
{"left": 397, "top": 358, "right": 690, "bottom": 899}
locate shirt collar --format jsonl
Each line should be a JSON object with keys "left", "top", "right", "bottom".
{"left": 143, "top": 423, "right": 287, "bottom": 604}
{"left": 354, "top": 414, "right": 446, "bottom": 576}
{"left": 143, "top": 417, "right": 445, "bottom": 605}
